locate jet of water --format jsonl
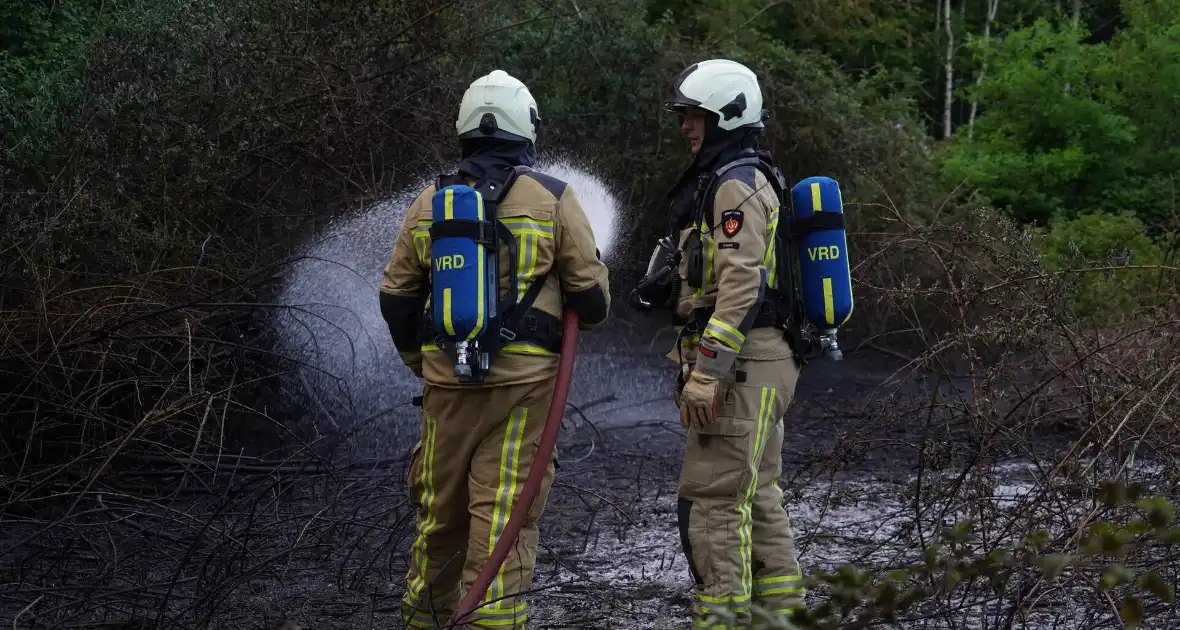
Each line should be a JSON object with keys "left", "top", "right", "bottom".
{"left": 536, "top": 155, "right": 620, "bottom": 258}
{"left": 271, "top": 153, "right": 621, "bottom": 448}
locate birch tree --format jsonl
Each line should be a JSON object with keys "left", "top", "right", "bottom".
{"left": 943, "top": 0, "right": 954, "bottom": 138}
{"left": 968, "top": 0, "right": 1000, "bottom": 139}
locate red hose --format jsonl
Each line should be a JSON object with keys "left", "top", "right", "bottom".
{"left": 445, "top": 308, "right": 580, "bottom": 628}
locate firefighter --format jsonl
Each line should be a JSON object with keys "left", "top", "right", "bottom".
{"left": 379, "top": 69, "right": 611, "bottom": 628}
{"left": 660, "top": 59, "right": 808, "bottom": 626}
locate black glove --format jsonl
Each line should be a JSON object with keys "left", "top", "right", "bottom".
{"left": 629, "top": 236, "right": 680, "bottom": 311}
{"left": 629, "top": 270, "right": 679, "bottom": 311}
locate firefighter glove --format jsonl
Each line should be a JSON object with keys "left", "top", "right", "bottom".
{"left": 679, "top": 368, "right": 719, "bottom": 428}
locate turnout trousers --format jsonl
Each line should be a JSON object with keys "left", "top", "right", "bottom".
{"left": 400, "top": 376, "right": 557, "bottom": 629}
{"left": 677, "top": 356, "right": 806, "bottom": 628}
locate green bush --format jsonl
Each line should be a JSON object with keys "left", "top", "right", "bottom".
{"left": 1034, "top": 211, "right": 1173, "bottom": 324}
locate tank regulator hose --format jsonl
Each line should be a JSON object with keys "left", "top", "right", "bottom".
{"left": 445, "top": 308, "right": 580, "bottom": 629}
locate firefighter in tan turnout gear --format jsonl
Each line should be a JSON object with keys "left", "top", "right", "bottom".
{"left": 379, "top": 69, "right": 611, "bottom": 628}
{"left": 632, "top": 59, "right": 808, "bottom": 627}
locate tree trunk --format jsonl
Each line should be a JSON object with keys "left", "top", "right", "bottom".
{"left": 1065, "top": 0, "right": 1081, "bottom": 95}
{"left": 968, "top": 0, "right": 1000, "bottom": 140}
{"left": 943, "top": 0, "right": 954, "bottom": 139}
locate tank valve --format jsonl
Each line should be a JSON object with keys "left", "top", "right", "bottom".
{"left": 819, "top": 329, "right": 843, "bottom": 361}
{"left": 454, "top": 340, "right": 472, "bottom": 377}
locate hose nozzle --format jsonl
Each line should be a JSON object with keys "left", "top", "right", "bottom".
{"left": 629, "top": 236, "right": 681, "bottom": 311}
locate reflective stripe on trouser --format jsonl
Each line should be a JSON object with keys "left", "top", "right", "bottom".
{"left": 401, "top": 377, "right": 558, "bottom": 629}
{"left": 676, "top": 356, "right": 806, "bottom": 627}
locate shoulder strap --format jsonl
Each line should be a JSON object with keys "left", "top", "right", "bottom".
{"left": 696, "top": 151, "right": 772, "bottom": 231}
{"left": 499, "top": 164, "right": 554, "bottom": 342}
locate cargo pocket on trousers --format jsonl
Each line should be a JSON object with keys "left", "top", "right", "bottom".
{"left": 681, "top": 413, "right": 755, "bottom": 500}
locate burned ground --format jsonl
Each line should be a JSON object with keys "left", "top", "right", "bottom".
{"left": 5, "top": 305, "right": 1136, "bottom": 630}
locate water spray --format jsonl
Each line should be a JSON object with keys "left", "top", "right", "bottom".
{"left": 271, "top": 152, "right": 620, "bottom": 621}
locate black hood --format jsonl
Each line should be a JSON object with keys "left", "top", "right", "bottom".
{"left": 457, "top": 137, "right": 538, "bottom": 183}
{"left": 665, "top": 116, "right": 763, "bottom": 232}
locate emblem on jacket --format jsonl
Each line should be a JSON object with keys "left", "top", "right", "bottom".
{"left": 721, "top": 209, "right": 744, "bottom": 238}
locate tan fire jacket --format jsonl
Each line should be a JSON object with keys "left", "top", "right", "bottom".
{"left": 667, "top": 165, "right": 793, "bottom": 377}
{"left": 380, "top": 168, "right": 611, "bottom": 387}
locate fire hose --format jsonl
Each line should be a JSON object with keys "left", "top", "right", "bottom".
{"left": 444, "top": 308, "right": 580, "bottom": 629}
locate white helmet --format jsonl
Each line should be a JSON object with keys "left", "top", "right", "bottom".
{"left": 664, "top": 59, "right": 765, "bottom": 131}
{"left": 455, "top": 69, "right": 540, "bottom": 143}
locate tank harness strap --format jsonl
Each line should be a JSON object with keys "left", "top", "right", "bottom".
{"left": 427, "top": 219, "right": 496, "bottom": 245}
{"left": 498, "top": 267, "right": 560, "bottom": 352}
{"left": 791, "top": 211, "right": 845, "bottom": 236}
{"left": 696, "top": 154, "right": 764, "bottom": 231}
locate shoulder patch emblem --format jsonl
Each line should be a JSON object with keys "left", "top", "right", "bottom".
{"left": 721, "top": 209, "right": 744, "bottom": 238}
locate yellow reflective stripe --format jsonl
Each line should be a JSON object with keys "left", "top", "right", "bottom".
{"left": 695, "top": 219, "right": 714, "bottom": 299}
{"left": 755, "top": 572, "right": 806, "bottom": 596}
{"left": 486, "top": 408, "right": 527, "bottom": 605}
{"left": 414, "top": 234, "right": 428, "bottom": 264}
{"left": 758, "top": 584, "right": 804, "bottom": 596}
{"left": 406, "top": 415, "right": 438, "bottom": 602}
{"left": 755, "top": 573, "right": 803, "bottom": 586}
{"left": 442, "top": 288, "right": 455, "bottom": 336}
{"left": 506, "top": 229, "right": 542, "bottom": 301}
{"left": 472, "top": 600, "right": 528, "bottom": 625}
{"left": 504, "top": 342, "right": 554, "bottom": 355}
{"left": 419, "top": 343, "right": 552, "bottom": 355}
{"left": 698, "top": 593, "right": 752, "bottom": 605}
{"left": 765, "top": 206, "right": 779, "bottom": 289}
{"left": 738, "top": 388, "right": 775, "bottom": 606}
{"left": 476, "top": 600, "right": 527, "bottom": 614}
{"left": 413, "top": 221, "right": 432, "bottom": 260}
{"left": 524, "top": 234, "right": 539, "bottom": 295}
{"left": 695, "top": 592, "right": 754, "bottom": 627}
{"left": 401, "top": 601, "right": 443, "bottom": 629}
{"left": 500, "top": 216, "right": 554, "bottom": 238}
{"left": 470, "top": 611, "right": 528, "bottom": 627}
{"left": 444, "top": 189, "right": 455, "bottom": 219}
{"left": 514, "top": 233, "right": 529, "bottom": 301}
{"left": 704, "top": 318, "right": 744, "bottom": 351}
{"left": 810, "top": 181, "right": 822, "bottom": 212}
{"left": 822, "top": 277, "right": 834, "bottom": 326}
{"left": 501, "top": 217, "right": 551, "bottom": 302}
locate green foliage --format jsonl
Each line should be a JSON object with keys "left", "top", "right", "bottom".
{"left": 940, "top": 3, "right": 1180, "bottom": 231}
{"left": 940, "top": 18, "right": 1135, "bottom": 225}
{"left": 1034, "top": 211, "right": 1174, "bottom": 323}
{"left": 1, "top": 0, "right": 104, "bottom": 162}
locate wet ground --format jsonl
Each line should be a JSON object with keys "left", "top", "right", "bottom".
{"left": 6, "top": 307, "right": 1176, "bottom": 630}
{"left": 495, "top": 316, "right": 939, "bottom": 628}
{"left": 349, "top": 309, "right": 1077, "bottom": 629}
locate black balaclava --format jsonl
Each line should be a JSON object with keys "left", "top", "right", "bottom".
{"left": 457, "top": 136, "right": 538, "bottom": 183}
{"left": 665, "top": 112, "right": 763, "bottom": 232}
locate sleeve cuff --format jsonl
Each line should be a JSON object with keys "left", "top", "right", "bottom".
{"left": 695, "top": 338, "right": 736, "bottom": 377}
{"left": 399, "top": 350, "right": 423, "bottom": 366}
